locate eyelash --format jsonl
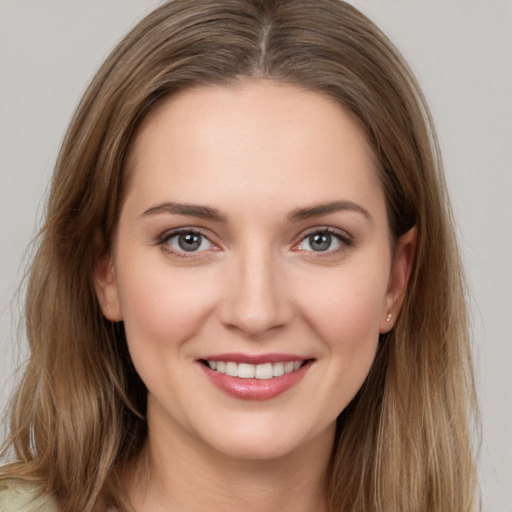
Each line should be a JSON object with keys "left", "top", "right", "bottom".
{"left": 157, "top": 227, "right": 354, "bottom": 259}
{"left": 293, "top": 227, "right": 353, "bottom": 256}
{"left": 158, "top": 228, "right": 217, "bottom": 258}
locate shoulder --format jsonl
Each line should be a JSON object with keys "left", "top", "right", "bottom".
{"left": 0, "top": 479, "right": 58, "bottom": 512}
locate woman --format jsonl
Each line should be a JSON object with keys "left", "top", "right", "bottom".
{"left": 0, "top": 0, "right": 478, "bottom": 511}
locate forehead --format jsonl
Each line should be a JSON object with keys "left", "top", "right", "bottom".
{"left": 124, "top": 80, "right": 384, "bottom": 220}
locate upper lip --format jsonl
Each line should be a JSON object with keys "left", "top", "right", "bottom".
{"left": 198, "top": 353, "right": 312, "bottom": 364}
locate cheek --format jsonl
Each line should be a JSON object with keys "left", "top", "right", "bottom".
{"left": 294, "top": 259, "right": 390, "bottom": 409}
{"left": 298, "top": 263, "right": 389, "bottom": 345}
{"left": 115, "top": 255, "right": 219, "bottom": 349}
{"left": 269, "top": 263, "right": 388, "bottom": 430}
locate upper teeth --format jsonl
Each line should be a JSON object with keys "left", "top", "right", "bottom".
{"left": 207, "top": 361, "right": 303, "bottom": 379}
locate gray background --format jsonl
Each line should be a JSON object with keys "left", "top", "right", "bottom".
{"left": 1, "top": 1, "right": 511, "bottom": 510}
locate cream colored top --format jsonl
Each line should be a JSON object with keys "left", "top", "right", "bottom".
{"left": 0, "top": 480, "right": 58, "bottom": 512}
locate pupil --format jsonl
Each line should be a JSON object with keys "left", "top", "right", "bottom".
{"left": 310, "top": 233, "right": 331, "bottom": 251}
{"left": 178, "top": 233, "right": 201, "bottom": 251}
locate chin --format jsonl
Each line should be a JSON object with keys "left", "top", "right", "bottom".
{"left": 216, "top": 438, "right": 296, "bottom": 461}
{"left": 197, "top": 419, "right": 335, "bottom": 463}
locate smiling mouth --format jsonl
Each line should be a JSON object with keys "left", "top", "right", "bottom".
{"left": 201, "top": 360, "right": 310, "bottom": 380}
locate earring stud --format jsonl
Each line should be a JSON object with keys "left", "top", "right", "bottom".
{"left": 386, "top": 313, "right": 392, "bottom": 322}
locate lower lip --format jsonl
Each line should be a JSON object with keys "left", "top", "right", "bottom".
{"left": 200, "top": 362, "right": 312, "bottom": 400}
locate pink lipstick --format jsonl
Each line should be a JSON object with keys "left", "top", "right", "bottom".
{"left": 198, "top": 353, "right": 313, "bottom": 400}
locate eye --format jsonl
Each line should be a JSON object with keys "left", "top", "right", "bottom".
{"left": 163, "top": 230, "right": 214, "bottom": 254}
{"left": 295, "top": 229, "right": 352, "bottom": 253}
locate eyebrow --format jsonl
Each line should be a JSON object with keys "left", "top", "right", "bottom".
{"left": 142, "top": 199, "right": 371, "bottom": 223}
{"left": 142, "top": 202, "right": 228, "bottom": 222}
{"left": 288, "top": 200, "right": 372, "bottom": 222}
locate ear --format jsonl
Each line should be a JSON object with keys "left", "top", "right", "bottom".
{"left": 93, "top": 243, "right": 123, "bottom": 322}
{"left": 379, "top": 226, "right": 417, "bottom": 333}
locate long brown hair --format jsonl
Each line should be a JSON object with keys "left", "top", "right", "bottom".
{"left": 1, "top": 1, "right": 478, "bottom": 510}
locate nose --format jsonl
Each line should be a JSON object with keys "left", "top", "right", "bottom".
{"left": 218, "top": 247, "right": 294, "bottom": 337}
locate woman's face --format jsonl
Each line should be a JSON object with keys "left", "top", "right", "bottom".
{"left": 95, "top": 80, "right": 414, "bottom": 461}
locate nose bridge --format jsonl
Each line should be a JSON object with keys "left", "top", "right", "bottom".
{"left": 219, "top": 241, "right": 291, "bottom": 336}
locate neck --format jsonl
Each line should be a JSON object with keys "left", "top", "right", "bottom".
{"left": 124, "top": 410, "right": 334, "bottom": 512}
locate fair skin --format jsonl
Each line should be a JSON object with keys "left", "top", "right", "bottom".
{"left": 95, "top": 80, "right": 415, "bottom": 512}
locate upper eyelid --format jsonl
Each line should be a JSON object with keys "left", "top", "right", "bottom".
{"left": 158, "top": 227, "right": 215, "bottom": 243}
{"left": 297, "top": 226, "right": 353, "bottom": 242}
